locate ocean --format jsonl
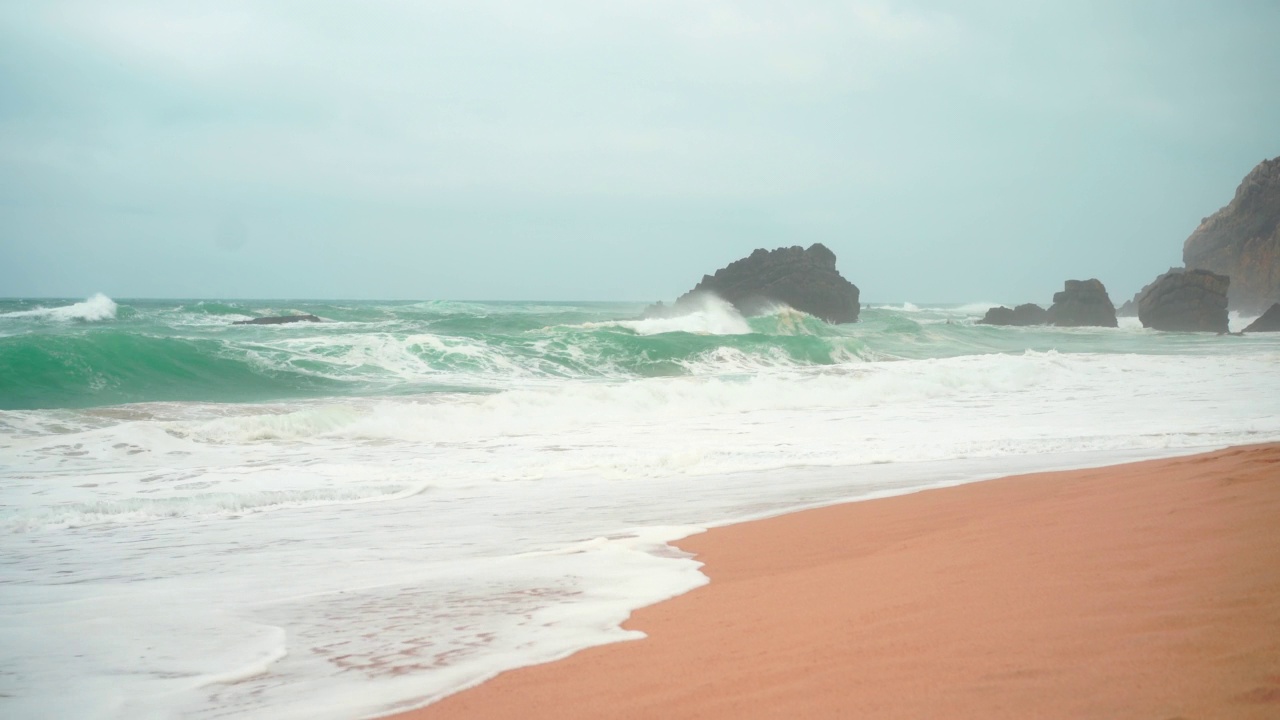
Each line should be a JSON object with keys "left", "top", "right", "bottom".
{"left": 2, "top": 294, "right": 1278, "bottom": 719}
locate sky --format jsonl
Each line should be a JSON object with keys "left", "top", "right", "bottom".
{"left": 1, "top": 1, "right": 1278, "bottom": 304}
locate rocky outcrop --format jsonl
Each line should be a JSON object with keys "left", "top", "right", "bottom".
{"left": 654, "top": 244, "right": 860, "bottom": 323}
{"left": 1243, "top": 303, "right": 1280, "bottom": 332}
{"left": 1136, "top": 269, "right": 1229, "bottom": 333}
{"left": 1046, "top": 279, "right": 1118, "bottom": 327}
{"left": 1183, "top": 157, "right": 1280, "bottom": 313}
{"left": 1117, "top": 267, "right": 1182, "bottom": 316}
{"left": 977, "top": 303, "right": 1047, "bottom": 326}
{"left": 233, "top": 314, "right": 322, "bottom": 325}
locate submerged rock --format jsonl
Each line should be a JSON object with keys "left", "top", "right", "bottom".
{"left": 977, "top": 303, "right": 1047, "bottom": 326}
{"left": 233, "top": 314, "right": 323, "bottom": 325}
{"left": 1243, "top": 303, "right": 1280, "bottom": 332}
{"left": 651, "top": 243, "right": 860, "bottom": 324}
{"left": 1136, "top": 269, "right": 1229, "bottom": 333}
{"left": 1047, "top": 279, "right": 1118, "bottom": 328}
{"left": 1183, "top": 156, "right": 1280, "bottom": 313}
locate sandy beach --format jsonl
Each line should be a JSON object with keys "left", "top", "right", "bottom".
{"left": 386, "top": 444, "right": 1280, "bottom": 720}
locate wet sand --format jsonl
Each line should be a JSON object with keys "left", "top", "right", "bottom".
{"left": 385, "top": 444, "right": 1280, "bottom": 719}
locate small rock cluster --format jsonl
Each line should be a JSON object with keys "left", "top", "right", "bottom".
{"left": 979, "top": 280, "right": 1119, "bottom": 328}
{"left": 977, "top": 303, "right": 1048, "bottom": 326}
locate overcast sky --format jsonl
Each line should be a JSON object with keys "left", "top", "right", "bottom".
{"left": 2, "top": 1, "right": 1278, "bottom": 303}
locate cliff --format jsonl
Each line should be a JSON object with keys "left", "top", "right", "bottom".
{"left": 1183, "top": 157, "right": 1280, "bottom": 313}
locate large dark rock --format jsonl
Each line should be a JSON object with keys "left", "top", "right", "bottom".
{"left": 1046, "top": 279, "right": 1118, "bottom": 327}
{"left": 1117, "top": 267, "right": 1182, "bottom": 316}
{"left": 1136, "top": 269, "right": 1229, "bottom": 333}
{"left": 233, "top": 314, "right": 322, "bottom": 325}
{"left": 1243, "top": 303, "right": 1280, "bottom": 332}
{"left": 977, "top": 303, "right": 1048, "bottom": 326}
{"left": 1183, "top": 156, "right": 1280, "bottom": 313}
{"left": 653, "top": 244, "right": 860, "bottom": 323}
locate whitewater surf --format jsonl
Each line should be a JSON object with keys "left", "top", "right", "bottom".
{"left": 2, "top": 295, "right": 1278, "bottom": 719}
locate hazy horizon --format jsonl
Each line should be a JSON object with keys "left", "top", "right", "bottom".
{"left": 3, "top": 1, "right": 1279, "bottom": 305}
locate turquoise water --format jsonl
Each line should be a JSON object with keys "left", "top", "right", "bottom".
{"left": 0, "top": 295, "right": 1264, "bottom": 410}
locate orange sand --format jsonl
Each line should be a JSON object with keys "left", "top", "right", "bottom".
{"left": 387, "top": 444, "right": 1280, "bottom": 720}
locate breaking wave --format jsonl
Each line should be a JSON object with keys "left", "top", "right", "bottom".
{"left": 2, "top": 297, "right": 1270, "bottom": 411}
{"left": 0, "top": 298, "right": 882, "bottom": 409}
{"left": 0, "top": 293, "right": 118, "bottom": 322}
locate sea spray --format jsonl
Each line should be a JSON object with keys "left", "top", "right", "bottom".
{"left": 0, "top": 293, "right": 118, "bottom": 322}
{"left": 583, "top": 294, "right": 753, "bottom": 335}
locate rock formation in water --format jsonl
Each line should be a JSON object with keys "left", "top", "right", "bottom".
{"left": 1046, "top": 279, "right": 1118, "bottom": 328}
{"left": 1135, "top": 269, "right": 1229, "bottom": 333}
{"left": 1182, "top": 156, "right": 1280, "bottom": 313}
{"left": 233, "top": 314, "right": 323, "bottom": 325}
{"left": 977, "top": 303, "right": 1048, "bottom": 326}
{"left": 1117, "top": 267, "right": 1183, "bottom": 316}
{"left": 653, "top": 244, "right": 860, "bottom": 324}
{"left": 1243, "top": 303, "right": 1280, "bottom": 332}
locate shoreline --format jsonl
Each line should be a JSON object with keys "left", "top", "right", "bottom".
{"left": 383, "top": 443, "right": 1280, "bottom": 719}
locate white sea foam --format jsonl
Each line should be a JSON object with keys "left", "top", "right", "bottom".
{"left": 947, "top": 301, "right": 1006, "bottom": 315}
{"left": 1116, "top": 315, "right": 1144, "bottom": 330}
{"left": 178, "top": 353, "right": 1066, "bottom": 448}
{"left": 4, "top": 324, "right": 1280, "bottom": 720}
{"left": 1229, "top": 310, "right": 1258, "bottom": 333}
{"left": 875, "top": 301, "right": 922, "bottom": 312}
{"left": 7, "top": 350, "right": 1276, "bottom": 512}
{"left": 1, "top": 484, "right": 427, "bottom": 532}
{"left": 0, "top": 293, "right": 117, "bottom": 322}
{"left": 583, "top": 294, "right": 752, "bottom": 335}
{"left": 579, "top": 296, "right": 829, "bottom": 338}
{"left": 236, "top": 331, "right": 532, "bottom": 384}
{"left": 871, "top": 301, "right": 1008, "bottom": 320}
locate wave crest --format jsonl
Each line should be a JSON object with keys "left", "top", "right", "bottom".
{"left": 0, "top": 294, "right": 118, "bottom": 322}
{"left": 586, "top": 294, "right": 752, "bottom": 336}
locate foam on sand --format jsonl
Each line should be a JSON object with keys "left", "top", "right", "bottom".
{"left": 389, "top": 444, "right": 1280, "bottom": 720}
